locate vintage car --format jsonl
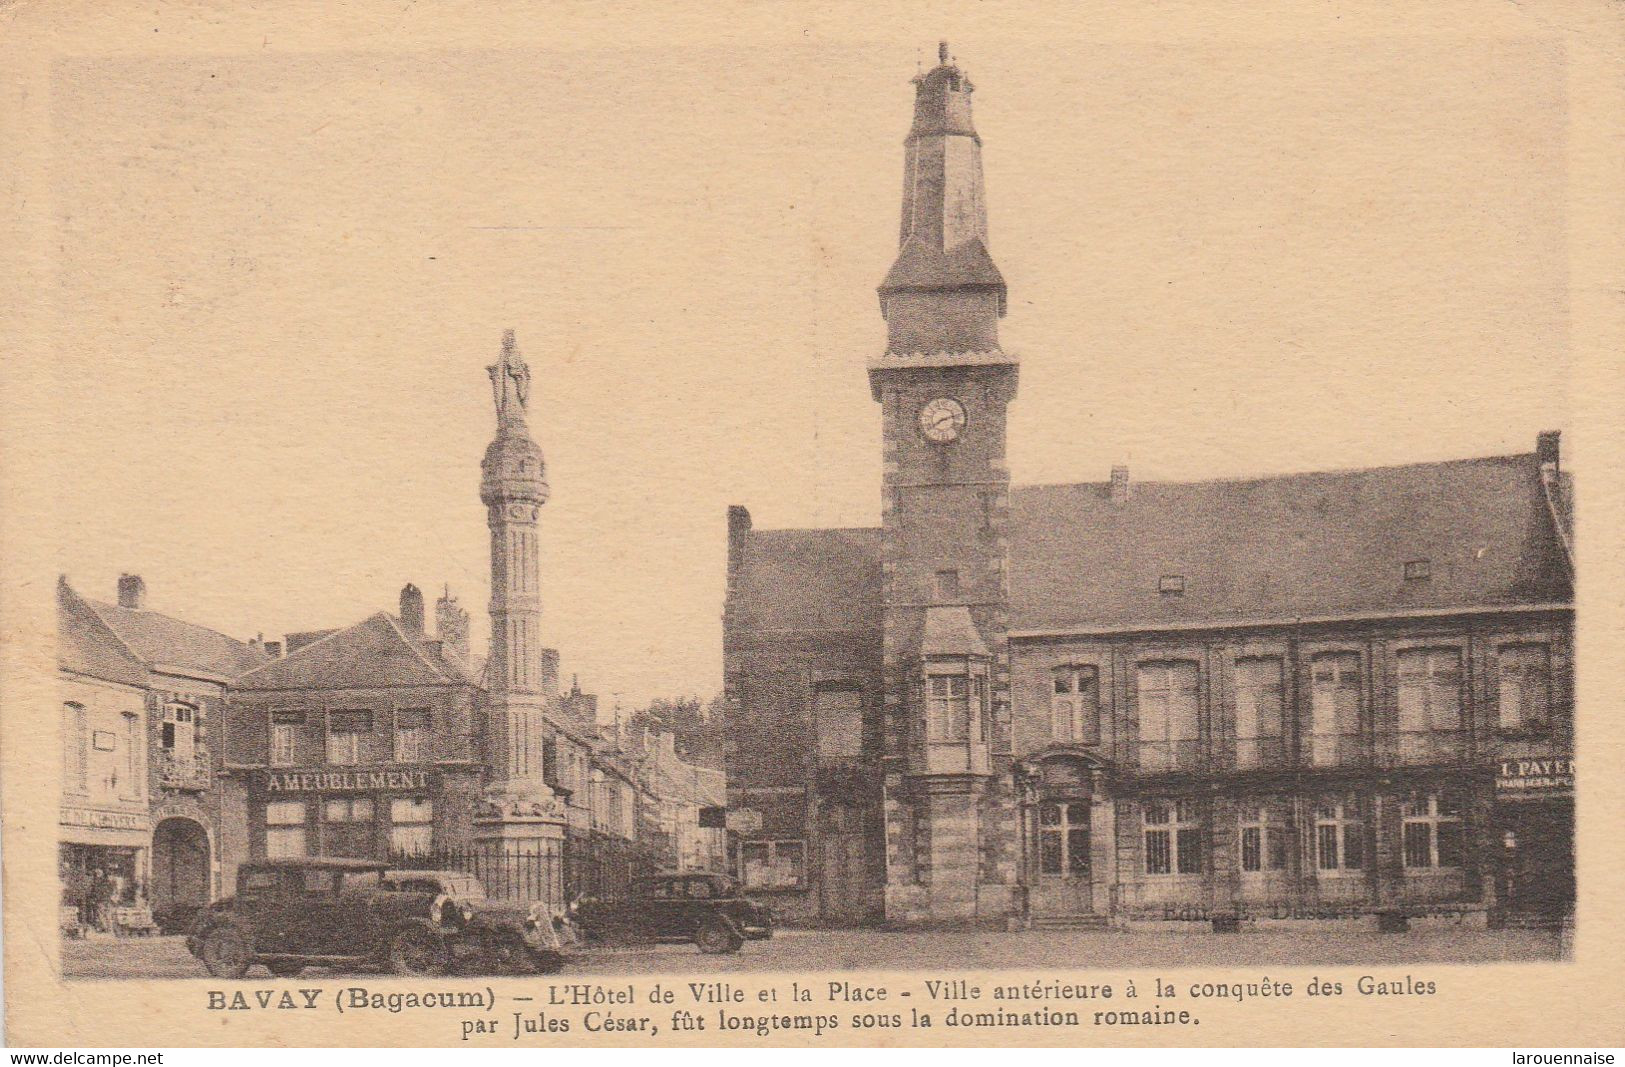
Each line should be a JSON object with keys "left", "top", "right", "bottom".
{"left": 187, "top": 857, "right": 568, "bottom": 978}
{"left": 570, "top": 872, "right": 772, "bottom": 954}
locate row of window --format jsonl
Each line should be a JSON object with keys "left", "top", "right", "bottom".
{"left": 263, "top": 796, "right": 434, "bottom": 858}
{"left": 61, "top": 700, "right": 209, "bottom": 797}
{"left": 61, "top": 704, "right": 142, "bottom": 799}
{"left": 1049, "top": 644, "right": 1556, "bottom": 750}
{"left": 1034, "top": 792, "right": 1466, "bottom": 878}
{"left": 266, "top": 708, "right": 432, "bottom": 767}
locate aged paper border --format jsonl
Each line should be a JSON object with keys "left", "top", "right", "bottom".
{"left": 3, "top": 0, "right": 1623, "bottom": 1048}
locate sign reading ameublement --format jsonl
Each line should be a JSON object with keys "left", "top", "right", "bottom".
{"left": 262, "top": 768, "right": 435, "bottom": 793}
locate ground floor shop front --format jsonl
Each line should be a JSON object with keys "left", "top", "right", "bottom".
{"left": 769, "top": 754, "right": 1576, "bottom": 930}
{"left": 59, "top": 807, "right": 152, "bottom": 937}
{"left": 227, "top": 765, "right": 485, "bottom": 869}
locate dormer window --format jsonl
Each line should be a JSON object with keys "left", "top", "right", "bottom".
{"left": 1404, "top": 559, "right": 1431, "bottom": 581}
{"left": 1158, "top": 575, "right": 1185, "bottom": 596}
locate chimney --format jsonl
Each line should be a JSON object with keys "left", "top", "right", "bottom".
{"left": 117, "top": 574, "right": 146, "bottom": 610}
{"left": 262, "top": 640, "right": 283, "bottom": 658}
{"left": 1537, "top": 430, "right": 1561, "bottom": 472}
{"left": 1110, "top": 465, "right": 1131, "bottom": 505}
{"left": 540, "top": 649, "right": 561, "bottom": 697}
{"left": 399, "top": 582, "right": 425, "bottom": 634}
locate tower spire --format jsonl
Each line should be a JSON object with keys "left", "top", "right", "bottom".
{"left": 878, "top": 45, "right": 1006, "bottom": 354}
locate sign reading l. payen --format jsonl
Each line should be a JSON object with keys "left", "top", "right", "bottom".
{"left": 261, "top": 768, "right": 435, "bottom": 793}
{"left": 1494, "top": 757, "right": 1574, "bottom": 795}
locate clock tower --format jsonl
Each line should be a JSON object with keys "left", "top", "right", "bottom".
{"left": 869, "top": 44, "right": 1020, "bottom": 923}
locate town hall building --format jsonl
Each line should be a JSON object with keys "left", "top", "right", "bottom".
{"left": 722, "top": 46, "right": 1575, "bottom": 930}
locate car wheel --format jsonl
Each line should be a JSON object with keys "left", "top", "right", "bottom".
{"left": 266, "top": 961, "right": 304, "bottom": 978}
{"left": 695, "top": 923, "right": 742, "bottom": 955}
{"left": 388, "top": 928, "right": 447, "bottom": 976}
{"left": 198, "top": 927, "right": 252, "bottom": 979}
{"left": 530, "top": 950, "right": 564, "bottom": 975}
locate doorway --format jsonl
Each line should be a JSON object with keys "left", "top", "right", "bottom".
{"left": 1031, "top": 800, "right": 1093, "bottom": 917}
{"left": 151, "top": 818, "right": 210, "bottom": 922}
{"left": 1497, "top": 799, "right": 1574, "bottom": 921}
{"left": 817, "top": 801, "right": 870, "bottom": 925}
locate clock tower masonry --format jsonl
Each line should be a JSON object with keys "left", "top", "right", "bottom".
{"left": 869, "top": 44, "right": 1020, "bottom": 923}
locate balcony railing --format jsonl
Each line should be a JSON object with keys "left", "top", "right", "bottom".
{"left": 157, "top": 749, "right": 212, "bottom": 790}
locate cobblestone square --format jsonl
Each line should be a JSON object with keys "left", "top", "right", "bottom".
{"left": 61, "top": 927, "right": 1567, "bottom": 982}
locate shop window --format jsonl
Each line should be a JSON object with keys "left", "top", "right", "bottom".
{"left": 1144, "top": 798, "right": 1201, "bottom": 876}
{"left": 327, "top": 710, "right": 372, "bottom": 766}
{"left": 1314, "top": 796, "right": 1365, "bottom": 873}
{"left": 265, "top": 800, "right": 308, "bottom": 858}
{"left": 324, "top": 796, "right": 374, "bottom": 823}
{"left": 62, "top": 703, "right": 88, "bottom": 794}
{"left": 390, "top": 797, "right": 434, "bottom": 856}
{"left": 740, "top": 840, "right": 805, "bottom": 890}
{"left": 1402, "top": 790, "right": 1464, "bottom": 869}
{"left": 324, "top": 796, "right": 375, "bottom": 858}
{"left": 1234, "top": 657, "right": 1284, "bottom": 768}
{"left": 815, "top": 687, "right": 864, "bottom": 763}
{"left": 1038, "top": 801, "right": 1091, "bottom": 877}
{"left": 269, "top": 709, "right": 303, "bottom": 767}
{"left": 1137, "top": 661, "right": 1199, "bottom": 771}
{"left": 1051, "top": 667, "right": 1100, "bottom": 745}
{"left": 1497, "top": 644, "right": 1552, "bottom": 733}
{"left": 1308, "top": 653, "right": 1362, "bottom": 766}
{"left": 1238, "top": 801, "right": 1289, "bottom": 873}
{"left": 395, "top": 708, "right": 429, "bottom": 763}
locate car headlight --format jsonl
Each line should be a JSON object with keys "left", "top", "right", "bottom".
{"left": 433, "top": 894, "right": 467, "bottom": 927}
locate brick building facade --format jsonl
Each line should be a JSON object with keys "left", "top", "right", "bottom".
{"left": 722, "top": 47, "right": 1576, "bottom": 929}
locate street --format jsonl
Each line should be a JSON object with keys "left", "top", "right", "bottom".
{"left": 61, "top": 927, "right": 1566, "bottom": 981}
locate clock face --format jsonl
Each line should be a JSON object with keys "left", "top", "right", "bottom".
{"left": 919, "top": 397, "right": 967, "bottom": 443}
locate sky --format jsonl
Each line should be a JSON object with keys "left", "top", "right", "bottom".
{"left": 47, "top": 35, "right": 1569, "bottom": 711}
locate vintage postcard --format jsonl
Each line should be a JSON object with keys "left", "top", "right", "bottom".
{"left": 3, "top": 0, "right": 1623, "bottom": 1051}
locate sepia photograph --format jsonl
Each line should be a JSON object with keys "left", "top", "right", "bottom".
{"left": 4, "top": 0, "right": 1622, "bottom": 1052}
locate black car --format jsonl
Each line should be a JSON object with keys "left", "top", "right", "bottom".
{"left": 187, "top": 857, "right": 568, "bottom": 978}
{"left": 570, "top": 872, "right": 773, "bottom": 954}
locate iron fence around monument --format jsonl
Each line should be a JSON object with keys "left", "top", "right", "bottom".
{"left": 388, "top": 846, "right": 564, "bottom": 908}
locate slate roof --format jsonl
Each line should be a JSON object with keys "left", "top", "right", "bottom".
{"left": 58, "top": 579, "right": 148, "bottom": 688}
{"left": 880, "top": 237, "right": 1006, "bottom": 299}
{"left": 86, "top": 597, "right": 267, "bottom": 681}
{"left": 730, "top": 527, "right": 883, "bottom": 635}
{"left": 1008, "top": 451, "right": 1574, "bottom": 633}
{"left": 233, "top": 612, "right": 472, "bottom": 692}
{"left": 729, "top": 449, "right": 1573, "bottom": 641}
